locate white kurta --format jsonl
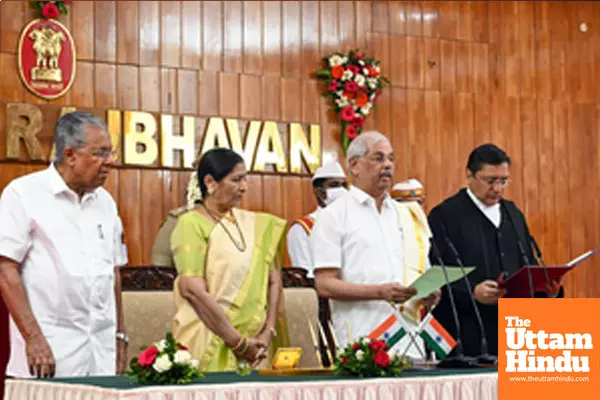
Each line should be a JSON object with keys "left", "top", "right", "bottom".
{"left": 0, "top": 165, "right": 128, "bottom": 377}
{"left": 286, "top": 208, "right": 321, "bottom": 277}
{"left": 312, "top": 186, "right": 427, "bottom": 359}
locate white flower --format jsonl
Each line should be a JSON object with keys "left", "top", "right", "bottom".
{"left": 375, "top": 65, "right": 381, "bottom": 73}
{"left": 358, "top": 60, "right": 365, "bottom": 66}
{"left": 370, "top": 93, "right": 377, "bottom": 101}
{"left": 186, "top": 172, "right": 201, "bottom": 209}
{"left": 153, "top": 354, "right": 173, "bottom": 373}
{"left": 335, "top": 97, "right": 349, "bottom": 107}
{"left": 337, "top": 349, "right": 345, "bottom": 358}
{"left": 336, "top": 90, "right": 344, "bottom": 97}
{"left": 329, "top": 54, "right": 344, "bottom": 67}
{"left": 191, "top": 359, "right": 199, "bottom": 369}
{"left": 367, "top": 78, "right": 378, "bottom": 89}
{"left": 387, "top": 349, "right": 397, "bottom": 359}
{"left": 356, "top": 349, "right": 365, "bottom": 361}
{"left": 341, "top": 70, "right": 353, "bottom": 81}
{"left": 341, "top": 56, "right": 349, "bottom": 64}
{"left": 362, "top": 68, "right": 369, "bottom": 75}
{"left": 173, "top": 350, "right": 192, "bottom": 365}
{"left": 155, "top": 339, "right": 167, "bottom": 352}
{"left": 354, "top": 74, "right": 366, "bottom": 87}
{"left": 360, "top": 103, "right": 372, "bottom": 115}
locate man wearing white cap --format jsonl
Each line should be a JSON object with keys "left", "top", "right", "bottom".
{"left": 287, "top": 161, "right": 348, "bottom": 278}
{"left": 392, "top": 179, "right": 425, "bottom": 205}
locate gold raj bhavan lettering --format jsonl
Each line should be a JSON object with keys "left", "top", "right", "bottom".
{"left": 3, "top": 103, "right": 322, "bottom": 175}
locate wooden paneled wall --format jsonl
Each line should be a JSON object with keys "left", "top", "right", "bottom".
{"left": 0, "top": 1, "right": 599, "bottom": 297}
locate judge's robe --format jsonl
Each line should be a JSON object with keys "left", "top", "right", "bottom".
{"left": 427, "top": 188, "right": 539, "bottom": 357}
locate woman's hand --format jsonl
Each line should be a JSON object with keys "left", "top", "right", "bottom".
{"left": 255, "top": 326, "right": 275, "bottom": 349}
{"left": 238, "top": 338, "right": 268, "bottom": 367}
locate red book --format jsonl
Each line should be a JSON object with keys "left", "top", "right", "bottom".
{"left": 501, "top": 248, "right": 600, "bottom": 298}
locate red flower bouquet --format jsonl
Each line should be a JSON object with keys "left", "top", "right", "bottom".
{"left": 334, "top": 337, "right": 404, "bottom": 378}
{"left": 128, "top": 332, "right": 204, "bottom": 385}
{"left": 316, "top": 49, "right": 389, "bottom": 152}
{"left": 29, "top": 1, "right": 70, "bottom": 19}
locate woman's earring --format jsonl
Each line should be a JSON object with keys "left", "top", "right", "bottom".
{"left": 208, "top": 187, "right": 215, "bottom": 196}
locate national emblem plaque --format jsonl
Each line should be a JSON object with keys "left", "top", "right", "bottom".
{"left": 18, "top": 18, "right": 76, "bottom": 100}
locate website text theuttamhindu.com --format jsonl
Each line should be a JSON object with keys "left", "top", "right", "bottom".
{"left": 508, "top": 376, "right": 590, "bottom": 383}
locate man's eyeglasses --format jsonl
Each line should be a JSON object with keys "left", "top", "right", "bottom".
{"left": 83, "top": 148, "right": 116, "bottom": 160}
{"left": 477, "top": 176, "right": 509, "bottom": 187}
{"left": 365, "top": 152, "right": 395, "bottom": 164}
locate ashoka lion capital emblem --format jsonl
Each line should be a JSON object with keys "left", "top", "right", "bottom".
{"left": 18, "top": 19, "right": 76, "bottom": 100}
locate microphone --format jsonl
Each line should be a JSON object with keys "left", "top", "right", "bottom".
{"left": 438, "top": 221, "right": 497, "bottom": 366}
{"left": 429, "top": 238, "right": 479, "bottom": 368}
{"left": 501, "top": 201, "right": 535, "bottom": 298}
{"left": 529, "top": 235, "right": 556, "bottom": 298}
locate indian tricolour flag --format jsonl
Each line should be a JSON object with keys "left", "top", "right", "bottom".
{"left": 367, "top": 314, "right": 406, "bottom": 348}
{"left": 418, "top": 314, "right": 456, "bottom": 359}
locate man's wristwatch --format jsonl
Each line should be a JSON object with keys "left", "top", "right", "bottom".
{"left": 116, "top": 332, "right": 129, "bottom": 343}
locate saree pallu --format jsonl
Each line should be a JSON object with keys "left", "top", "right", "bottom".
{"left": 171, "top": 209, "right": 288, "bottom": 372}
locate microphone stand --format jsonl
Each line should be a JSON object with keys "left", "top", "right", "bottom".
{"left": 530, "top": 235, "right": 557, "bottom": 298}
{"left": 439, "top": 222, "right": 497, "bottom": 366}
{"left": 501, "top": 201, "right": 535, "bottom": 298}
{"left": 430, "top": 239, "right": 479, "bottom": 368}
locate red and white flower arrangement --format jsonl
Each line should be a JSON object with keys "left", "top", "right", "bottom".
{"left": 128, "top": 332, "right": 204, "bottom": 385}
{"left": 334, "top": 337, "right": 404, "bottom": 378}
{"left": 316, "top": 49, "right": 389, "bottom": 152}
{"left": 29, "top": 1, "right": 71, "bottom": 20}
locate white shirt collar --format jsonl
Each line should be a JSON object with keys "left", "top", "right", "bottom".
{"left": 466, "top": 187, "right": 501, "bottom": 227}
{"left": 349, "top": 185, "right": 394, "bottom": 209}
{"left": 47, "top": 164, "right": 98, "bottom": 201}
{"left": 310, "top": 207, "right": 324, "bottom": 219}
{"left": 465, "top": 188, "right": 498, "bottom": 210}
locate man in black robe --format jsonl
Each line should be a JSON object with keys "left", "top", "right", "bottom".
{"left": 428, "top": 144, "right": 560, "bottom": 358}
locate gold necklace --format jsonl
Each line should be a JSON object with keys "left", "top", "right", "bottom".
{"left": 202, "top": 203, "right": 247, "bottom": 252}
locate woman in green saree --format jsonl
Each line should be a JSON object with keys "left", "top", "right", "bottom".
{"left": 171, "top": 148, "right": 287, "bottom": 371}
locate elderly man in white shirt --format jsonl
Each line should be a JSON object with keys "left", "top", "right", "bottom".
{"left": 312, "top": 131, "right": 440, "bottom": 360}
{"left": 0, "top": 112, "right": 128, "bottom": 378}
{"left": 287, "top": 161, "right": 348, "bottom": 277}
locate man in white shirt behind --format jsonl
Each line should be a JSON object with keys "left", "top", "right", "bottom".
{"left": 312, "top": 131, "right": 440, "bottom": 360}
{"left": 286, "top": 161, "right": 348, "bottom": 277}
{"left": 0, "top": 112, "right": 128, "bottom": 378}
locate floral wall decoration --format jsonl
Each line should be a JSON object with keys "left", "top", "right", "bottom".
{"left": 316, "top": 49, "right": 389, "bottom": 152}
{"left": 29, "top": 0, "right": 71, "bottom": 20}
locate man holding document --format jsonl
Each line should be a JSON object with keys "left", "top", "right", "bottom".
{"left": 428, "top": 144, "right": 563, "bottom": 358}
{"left": 312, "top": 131, "right": 441, "bottom": 360}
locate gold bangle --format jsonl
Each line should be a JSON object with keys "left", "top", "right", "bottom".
{"left": 232, "top": 335, "right": 248, "bottom": 354}
{"left": 232, "top": 336, "right": 245, "bottom": 352}
{"left": 237, "top": 339, "right": 248, "bottom": 355}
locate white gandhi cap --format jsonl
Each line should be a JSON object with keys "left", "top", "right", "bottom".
{"left": 312, "top": 161, "right": 346, "bottom": 182}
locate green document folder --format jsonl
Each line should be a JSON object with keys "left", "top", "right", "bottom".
{"left": 409, "top": 266, "right": 475, "bottom": 300}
